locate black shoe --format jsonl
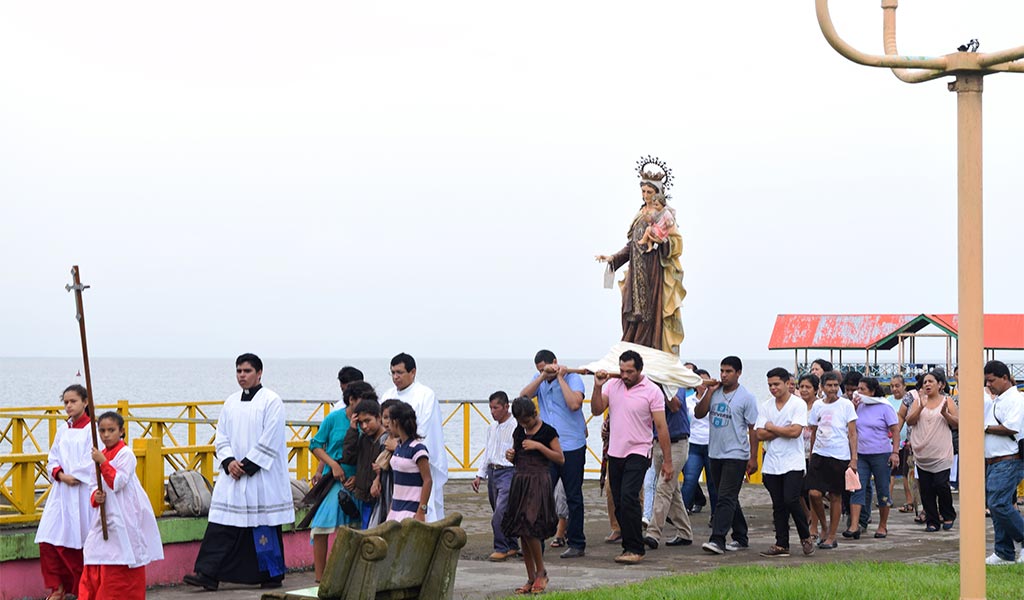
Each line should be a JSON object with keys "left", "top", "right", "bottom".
{"left": 841, "top": 528, "right": 861, "bottom": 540}
{"left": 691, "top": 504, "right": 703, "bottom": 513}
{"left": 666, "top": 536, "right": 693, "bottom": 546}
{"left": 560, "top": 546, "right": 585, "bottom": 559}
{"left": 643, "top": 535, "right": 659, "bottom": 550}
{"left": 183, "top": 573, "right": 219, "bottom": 591}
{"left": 260, "top": 581, "right": 283, "bottom": 589}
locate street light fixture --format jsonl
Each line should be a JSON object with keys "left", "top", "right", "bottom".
{"left": 815, "top": 2, "right": 1024, "bottom": 599}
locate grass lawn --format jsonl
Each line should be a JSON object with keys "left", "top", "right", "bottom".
{"left": 532, "top": 562, "right": 1024, "bottom": 600}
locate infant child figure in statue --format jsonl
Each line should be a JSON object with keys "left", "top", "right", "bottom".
{"left": 637, "top": 195, "right": 677, "bottom": 253}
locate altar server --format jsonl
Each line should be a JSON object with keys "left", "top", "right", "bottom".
{"left": 379, "top": 353, "right": 448, "bottom": 521}
{"left": 183, "top": 353, "right": 295, "bottom": 591}
{"left": 78, "top": 412, "right": 163, "bottom": 600}
{"left": 36, "top": 384, "right": 96, "bottom": 600}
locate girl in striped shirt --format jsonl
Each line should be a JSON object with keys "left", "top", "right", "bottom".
{"left": 385, "top": 401, "right": 433, "bottom": 522}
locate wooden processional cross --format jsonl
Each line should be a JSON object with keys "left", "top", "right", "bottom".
{"left": 66, "top": 265, "right": 108, "bottom": 539}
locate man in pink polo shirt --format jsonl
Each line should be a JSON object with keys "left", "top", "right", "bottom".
{"left": 591, "top": 350, "right": 673, "bottom": 565}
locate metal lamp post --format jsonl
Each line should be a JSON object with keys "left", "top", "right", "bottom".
{"left": 815, "top": 1, "right": 1024, "bottom": 598}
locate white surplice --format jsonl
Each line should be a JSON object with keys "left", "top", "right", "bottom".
{"left": 35, "top": 422, "right": 96, "bottom": 549}
{"left": 379, "top": 381, "right": 448, "bottom": 521}
{"left": 209, "top": 387, "right": 295, "bottom": 527}
{"left": 84, "top": 444, "right": 164, "bottom": 568}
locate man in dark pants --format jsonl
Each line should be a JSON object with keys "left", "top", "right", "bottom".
{"left": 521, "top": 349, "right": 588, "bottom": 558}
{"left": 756, "top": 368, "right": 815, "bottom": 557}
{"left": 696, "top": 356, "right": 759, "bottom": 554}
{"left": 591, "top": 350, "right": 673, "bottom": 564}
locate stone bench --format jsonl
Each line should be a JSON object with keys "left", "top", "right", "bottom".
{"left": 263, "top": 513, "right": 467, "bottom": 600}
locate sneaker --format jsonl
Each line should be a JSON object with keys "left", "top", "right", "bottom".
{"left": 488, "top": 550, "right": 518, "bottom": 562}
{"left": 725, "top": 541, "right": 749, "bottom": 552}
{"left": 643, "top": 535, "right": 659, "bottom": 550}
{"left": 560, "top": 546, "right": 585, "bottom": 559}
{"left": 759, "top": 545, "right": 790, "bottom": 558}
{"left": 800, "top": 538, "right": 816, "bottom": 556}
{"left": 701, "top": 541, "right": 725, "bottom": 555}
{"left": 985, "top": 553, "right": 1016, "bottom": 565}
{"left": 666, "top": 536, "right": 693, "bottom": 547}
{"left": 614, "top": 551, "right": 645, "bottom": 564}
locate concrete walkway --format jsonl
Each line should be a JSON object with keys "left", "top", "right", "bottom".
{"left": 147, "top": 482, "right": 982, "bottom": 599}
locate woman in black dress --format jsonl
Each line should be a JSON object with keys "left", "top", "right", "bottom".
{"left": 501, "top": 397, "right": 564, "bottom": 595}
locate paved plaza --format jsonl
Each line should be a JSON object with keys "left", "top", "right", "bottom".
{"left": 145, "top": 481, "right": 978, "bottom": 599}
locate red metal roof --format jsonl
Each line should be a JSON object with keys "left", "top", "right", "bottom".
{"left": 769, "top": 314, "right": 1024, "bottom": 351}
{"left": 769, "top": 314, "right": 920, "bottom": 350}
{"left": 930, "top": 314, "right": 1024, "bottom": 350}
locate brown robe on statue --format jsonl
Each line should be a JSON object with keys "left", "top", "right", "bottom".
{"left": 608, "top": 208, "right": 686, "bottom": 353}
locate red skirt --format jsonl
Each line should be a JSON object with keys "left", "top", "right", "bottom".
{"left": 77, "top": 564, "right": 146, "bottom": 600}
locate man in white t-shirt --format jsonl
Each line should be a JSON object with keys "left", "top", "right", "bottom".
{"left": 805, "top": 371, "right": 858, "bottom": 550}
{"left": 981, "top": 360, "right": 1024, "bottom": 565}
{"left": 756, "top": 368, "right": 814, "bottom": 557}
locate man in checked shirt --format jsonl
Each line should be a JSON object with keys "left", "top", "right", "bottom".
{"left": 472, "top": 391, "right": 521, "bottom": 561}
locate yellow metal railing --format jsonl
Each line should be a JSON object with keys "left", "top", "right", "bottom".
{"left": 0, "top": 399, "right": 614, "bottom": 525}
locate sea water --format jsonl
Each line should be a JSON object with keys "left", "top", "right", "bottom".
{"left": 0, "top": 356, "right": 783, "bottom": 478}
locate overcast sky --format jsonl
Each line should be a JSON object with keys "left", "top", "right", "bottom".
{"left": 2, "top": 1, "right": 1023, "bottom": 361}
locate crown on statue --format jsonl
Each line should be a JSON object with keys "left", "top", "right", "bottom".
{"left": 635, "top": 155, "right": 673, "bottom": 193}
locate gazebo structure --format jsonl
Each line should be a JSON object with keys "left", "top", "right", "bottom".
{"left": 769, "top": 313, "right": 1024, "bottom": 380}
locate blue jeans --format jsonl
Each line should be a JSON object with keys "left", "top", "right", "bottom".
{"left": 550, "top": 445, "right": 587, "bottom": 550}
{"left": 487, "top": 466, "right": 519, "bottom": 553}
{"left": 852, "top": 453, "right": 892, "bottom": 508}
{"left": 986, "top": 458, "right": 1024, "bottom": 561}
{"left": 682, "top": 443, "right": 717, "bottom": 512}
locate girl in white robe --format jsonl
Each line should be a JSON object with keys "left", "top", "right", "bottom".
{"left": 35, "top": 384, "right": 96, "bottom": 600}
{"left": 78, "top": 412, "right": 163, "bottom": 600}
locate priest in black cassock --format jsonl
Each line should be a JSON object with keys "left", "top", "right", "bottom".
{"left": 183, "top": 353, "right": 295, "bottom": 591}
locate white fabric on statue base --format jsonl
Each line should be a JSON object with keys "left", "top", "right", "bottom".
{"left": 578, "top": 342, "right": 704, "bottom": 398}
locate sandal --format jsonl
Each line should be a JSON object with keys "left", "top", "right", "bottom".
{"left": 604, "top": 531, "right": 622, "bottom": 543}
{"left": 46, "top": 592, "right": 65, "bottom": 600}
{"left": 898, "top": 503, "right": 915, "bottom": 513}
{"left": 515, "top": 581, "right": 535, "bottom": 595}
{"left": 549, "top": 537, "right": 566, "bottom": 548}
{"left": 531, "top": 572, "right": 549, "bottom": 594}
{"left": 914, "top": 514, "right": 927, "bottom": 524}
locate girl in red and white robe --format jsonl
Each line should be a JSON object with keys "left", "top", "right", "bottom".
{"left": 78, "top": 412, "right": 163, "bottom": 600}
{"left": 35, "top": 385, "right": 96, "bottom": 600}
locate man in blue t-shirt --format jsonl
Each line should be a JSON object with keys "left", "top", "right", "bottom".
{"left": 520, "top": 349, "right": 588, "bottom": 558}
{"left": 694, "top": 356, "right": 759, "bottom": 555}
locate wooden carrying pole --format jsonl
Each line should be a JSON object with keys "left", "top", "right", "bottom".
{"left": 66, "top": 265, "right": 108, "bottom": 540}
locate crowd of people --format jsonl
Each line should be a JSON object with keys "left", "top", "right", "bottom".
{"left": 34, "top": 350, "right": 1024, "bottom": 599}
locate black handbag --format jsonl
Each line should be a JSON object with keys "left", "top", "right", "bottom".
{"left": 338, "top": 489, "right": 360, "bottom": 519}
